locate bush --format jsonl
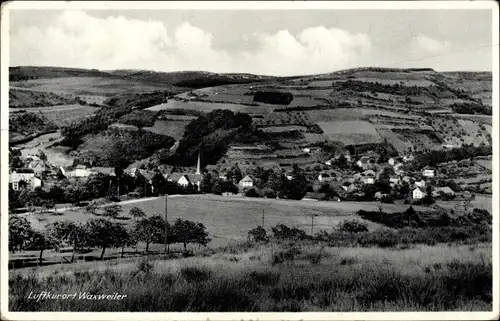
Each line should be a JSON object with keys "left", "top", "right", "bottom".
{"left": 180, "top": 266, "right": 212, "bottom": 282}
{"left": 272, "top": 224, "right": 308, "bottom": 241}
{"left": 248, "top": 226, "right": 269, "bottom": 243}
{"left": 337, "top": 220, "right": 369, "bottom": 233}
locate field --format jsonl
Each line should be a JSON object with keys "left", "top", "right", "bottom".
{"left": 143, "top": 120, "right": 190, "bottom": 141}
{"left": 317, "top": 120, "right": 382, "bottom": 145}
{"left": 21, "top": 194, "right": 437, "bottom": 247}
{"left": 10, "top": 76, "right": 169, "bottom": 97}
{"left": 146, "top": 99, "right": 273, "bottom": 116}
{"left": 15, "top": 131, "right": 74, "bottom": 166}
{"left": 10, "top": 240, "right": 492, "bottom": 311}
{"left": 15, "top": 105, "right": 101, "bottom": 127}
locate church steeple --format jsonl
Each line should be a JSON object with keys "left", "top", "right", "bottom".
{"left": 196, "top": 149, "right": 202, "bottom": 175}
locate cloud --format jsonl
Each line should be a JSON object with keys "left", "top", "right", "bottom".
{"left": 10, "top": 10, "right": 373, "bottom": 75}
{"left": 411, "top": 34, "right": 451, "bottom": 55}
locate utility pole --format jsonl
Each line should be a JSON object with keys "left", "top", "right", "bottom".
{"left": 311, "top": 214, "right": 318, "bottom": 235}
{"left": 261, "top": 209, "right": 265, "bottom": 228}
{"left": 164, "top": 194, "right": 169, "bottom": 255}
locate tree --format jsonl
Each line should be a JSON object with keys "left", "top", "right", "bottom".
{"left": 9, "top": 216, "right": 33, "bottom": 252}
{"left": 151, "top": 172, "right": 165, "bottom": 195}
{"left": 211, "top": 179, "right": 223, "bottom": 195}
{"left": 38, "top": 150, "right": 48, "bottom": 161}
{"left": 200, "top": 172, "right": 215, "bottom": 193}
{"left": 47, "top": 221, "right": 87, "bottom": 263}
{"left": 103, "top": 204, "right": 123, "bottom": 218}
{"left": 129, "top": 206, "right": 146, "bottom": 222}
{"left": 171, "top": 218, "right": 211, "bottom": 251}
{"left": 248, "top": 226, "right": 268, "bottom": 243}
{"left": 26, "top": 230, "right": 58, "bottom": 265}
{"left": 85, "top": 218, "right": 128, "bottom": 259}
{"left": 135, "top": 215, "right": 166, "bottom": 253}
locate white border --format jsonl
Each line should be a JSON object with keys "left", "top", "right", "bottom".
{"left": 1, "top": 1, "right": 499, "bottom": 320}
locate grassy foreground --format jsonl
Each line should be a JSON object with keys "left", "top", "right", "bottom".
{"left": 10, "top": 241, "right": 492, "bottom": 312}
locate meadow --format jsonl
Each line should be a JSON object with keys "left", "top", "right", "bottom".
{"left": 317, "top": 120, "right": 382, "bottom": 145}
{"left": 143, "top": 120, "right": 190, "bottom": 141}
{"left": 22, "top": 195, "right": 436, "bottom": 247}
{"left": 10, "top": 241, "right": 492, "bottom": 311}
{"left": 146, "top": 99, "right": 273, "bottom": 116}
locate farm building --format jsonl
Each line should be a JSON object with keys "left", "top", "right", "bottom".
{"left": 9, "top": 169, "right": 41, "bottom": 191}
{"left": 90, "top": 167, "right": 116, "bottom": 177}
{"left": 238, "top": 175, "right": 254, "bottom": 188}
{"left": 412, "top": 186, "right": 427, "bottom": 200}
{"left": 432, "top": 187, "right": 455, "bottom": 198}
{"left": 66, "top": 165, "right": 92, "bottom": 178}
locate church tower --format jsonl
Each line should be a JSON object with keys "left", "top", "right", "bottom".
{"left": 195, "top": 150, "right": 202, "bottom": 175}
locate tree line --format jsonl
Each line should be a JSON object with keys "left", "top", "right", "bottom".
{"left": 9, "top": 208, "right": 210, "bottom": 265}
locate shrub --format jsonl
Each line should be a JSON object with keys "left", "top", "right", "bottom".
{"left": 247, "top": 226, "right": 269, "bottom": 243}
{"left": 337, "top": 220, "right": 369, "bottom": 233}
{"left": 272, "top": 224, "right": 308, "bottom": 241}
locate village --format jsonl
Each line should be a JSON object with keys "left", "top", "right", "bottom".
{"left": 9, "top": 144, "right": 472, "bottom": 213}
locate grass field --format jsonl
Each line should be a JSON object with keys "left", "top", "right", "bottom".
{"left": 318, "top": 120, "right": 382, "bottom": 145}
{"left": 22, "top": 105, "right": 101, "bottom": 127}
{"left": 11, "top": 77, "right": 167, "bottom": 96}
{"left": 10, "top": 241, "right": 492, "bottom": 311}
{"left": 22, "top": 195, "right": 437, "bottom": 247}
{"left": 146, "top": 99, "right": 273, "bottom": 115}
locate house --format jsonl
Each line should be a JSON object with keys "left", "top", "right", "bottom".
{"left": 402, "top": 176, "right": 414, "bottom": 184}
{"left": 432, "top": 187, "right": 455, "bottom": 198}
{"left": 422, "top": 167, "right": 436, "bottom": 178}
{"left": 356, "top": 156, "right": 374, "bottom": 170}
{"left": 412, "top": 186, "right": 427, "bottom": 200}
{"left": 393, "top": 163, "right": 405, "bottom": 175}
{"left": 362, "top": 169, "right": 376, "bottom": 177}
{"left": 342, "top": 183, "right": 359, "bottom": 194}
{"left": 414, "top": 179, "right": 426, "bottom": 188}
{"left": 318, "top": 173, "right": 333, "bottom": 182}
{"left": 389, "top": 176, "right": 401, "bottom": 187}
{"left": 362, "top": 170, "right": 376, "bottom": 184}
{"left": 238, "top": 175, "right": 254, "bottom": 189}
{"left": 403, "top": 155, "right": 415, "bottom": 163}
{"left": 302, "top": 192, "right": 326, "bottom": 201}
{"left": 9, "top": 169, "right": 41, "bottom": 191}
{"left": 27, "top": 159, "right": 46, "bottom": 175}
{"left": 66, "top": 165, "right": 91, "bottom": 178}
{"left": 90, "top": 167, "right": 116, "bottom": 176}
{"left": 388, "top": 158, "right": 397, "bottom": 166}
{"left": 374, "top": 191, "right": 388, "bottom": 200}
{"left": 168, "top": 173, "right": 203, "bottom": 189}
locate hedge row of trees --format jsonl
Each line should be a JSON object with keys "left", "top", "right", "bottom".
{"left": 409, "top": 144, "right": 492, "bottom": 171}
{"left": 9, "top": 212, "right": 210, "bottom": 265}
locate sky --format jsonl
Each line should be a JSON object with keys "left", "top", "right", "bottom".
{"left": 9, "top": 9, "right": 494, "bottom": 76}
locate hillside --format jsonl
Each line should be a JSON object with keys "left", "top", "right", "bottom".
{"left": 9, "top": 66, "right": 492, "bottom": 171}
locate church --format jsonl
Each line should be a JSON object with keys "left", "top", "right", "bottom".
{"left": 165, "top": 150, "right": 204, "bottom": 190}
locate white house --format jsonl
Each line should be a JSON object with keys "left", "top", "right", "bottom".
{"left": 168, "top": 173, "right": 203, "bottom": 190}
{"left": 414, "top": 179, "right": 426, "bottom": 188}
{"left": 389, "top": 176, "right": 401, "bottom": 187}
{"left": 66, "top": 165, "right": 91, "bottom": 178}
{"left": 412, "top": 186, "right": 427, "bottom": 200}
{"left": 9, "top": 170, "right": 42, "bottom": 191}
{"left": 238, "top": 175, "right": 254, "bottom": 188}
{"left": 363, "top": 176, "right": 375, "bottom": 185}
